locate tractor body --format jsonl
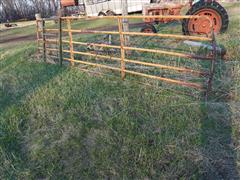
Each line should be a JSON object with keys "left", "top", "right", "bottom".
{"left": 61, "top": 0, "right": 78, "bottom": 7}
{"left": 60, "top": 0, "right": 229, "bottom": 35}
{"left": 141, "top": 0, "right": 229, "bottom": 35}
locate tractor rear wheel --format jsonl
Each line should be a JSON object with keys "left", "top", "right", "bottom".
{"left": 182, "top": 1, "right": 229, "bottom": 35}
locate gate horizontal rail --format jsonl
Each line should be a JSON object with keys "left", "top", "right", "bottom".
{"left": 38, "top": 28, "right": 212, "bottom": 41}
{"left": 62, "top": 49, "right": 208, "bottom": 76}
{"left": 36, "top": 15, "right": 217, "bottom": 96}
{"left": 63, "top": 57, "right": 203, "bottom": 90}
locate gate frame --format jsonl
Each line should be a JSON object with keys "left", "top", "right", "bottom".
{"left": 36, "top": 15, "right": 217, "bottom": 98}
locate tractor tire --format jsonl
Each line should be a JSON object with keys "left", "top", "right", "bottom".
{"left": 182, "top": 1, "right": 229, "bottom": 35}
{"left": 141, "top": 24, "right": 157, "bottom": 33}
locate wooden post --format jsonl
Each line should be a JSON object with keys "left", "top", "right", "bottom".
{"left": 118, "top": 17, "right": 126, "bottom": 80}
{"left": 122, "top": 0, "right": 129, "bottom": 45}
{"left": 58, "top": 17, "right": 63, "bottom": 66}
{"left": 41, "top": 20, "right": 46, "bottom": 62}
{"left": 35, "top": 14, "right": 41, "bottom": 59}
{"left": 67, "top": 19, "right": 74, "bottom": 66}
{"left": 36, "top": 20, "right": 40, "bottom": 58}
{"left": 35, "top": 14, "right": 42, "bottom": 29}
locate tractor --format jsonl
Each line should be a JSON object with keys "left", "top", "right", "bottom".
{"left": 60, "top": 0, "right": 229, "bottom": 35}
{"left": 141, "top": 0, "right": 229, "bottom": 35}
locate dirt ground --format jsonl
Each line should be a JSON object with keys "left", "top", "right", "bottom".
{"left": 0, "top": 21, "right": 36, "bottom": 31}
{"left": 0, "top": 34, "right": 35, "bottom": 44}
{"left": 0, "top": 22, "right": 145, "bottom": 45}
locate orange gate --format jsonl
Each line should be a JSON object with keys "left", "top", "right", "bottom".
{"left": 36, "top": 15, "right": 217, "bottom": 97}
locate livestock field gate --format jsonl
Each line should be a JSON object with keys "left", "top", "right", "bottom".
{"left": 36, "top": 15, "right": 218, "bottom": 98}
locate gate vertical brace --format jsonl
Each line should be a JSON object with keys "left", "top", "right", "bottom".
{"left": 58, "top": 17, "right": 63, "bottom": 66}
{"left": 117, "top": 17, "right": 126, "bottom": 80}
{"left": 67, "top": 19, "right": 75, "bottom": 66}
{"left": 206, "top": 31, "right": 217, "bottom": 100}
{"left": 41, "top": 20, "right": 46, "bottom": 62}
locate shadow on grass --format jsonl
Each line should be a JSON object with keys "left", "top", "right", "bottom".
{"left": 0, "top": 50, "right": 67, "bottom": 136}
{"left": 200, "top": 56, "right": 238, "bottom": 178}
{"left": 0, "top": 52, "right": 66, "bottom": 178}
{"left": 0, "top": 50, "right": 66, "bottom": 111}
{"left": 0, "top": 60, "right": 65, "bottom": 115}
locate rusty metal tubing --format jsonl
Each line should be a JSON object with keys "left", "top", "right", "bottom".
{"left": 46, "top": 16, "right": 213, "bottom": 42}
{"left": 62, "top": 50, "right": 207, "bottom": 76}
{"left": 45, "top": 29, "right": 59, "bottom": 32}
{"left": 61, "top": 29, "right": 212, "bottom": 41}
{"left": 63, "top": 57, "right": 203, "bottom": 90}
{"left": 58, "top": 17, "right": 63, "bottom": 66}
{"left": 117, "top": 17, "right": 126, "bottom": 80}
{"left": 67, "top": 19, "right": 75, "bottom": 66}
{"left": 62, "top": 29, "right": 119, "bottom": 35}
{"left": 62, "top": 40, "right": 120, "bottom": 49}
{"left": 123, "top": 46, "right": 213, "bottom": 60}
{"left": 60, "top": 15, "right": 213, "bottom": 39}
{"left": 206, "top": 31, "right": 217, "bottom": 99}
{"left": 63, "top": 57, "right": 121, "bottom": 72}
{"left": 124, "top": 70, "right": 203, "bottom": 89}
{"left": 38, "top": 39, "right": 59, "bottom": 44}
{"left": 38, "top": 29, "right": 59, "bottom": 33}
{"left": 60, "top": 15, "right": 213, "bottom": 34}
{"left": 40, "top": 15, "right": 213, "bottom": 38}
{"left": 61, "top": 15, "right": 204, "bottom": 20}
{"left": 124, "top": 59, "right": 208, "bottom": 76}
{"left": 62, "top": 40, "right": 211, "bottom": 60}
{"left": 122, "top": 32, "right": 212, "bottom": 42}
{"left": 37, "top": 15, "right": 215, "bottom": 91}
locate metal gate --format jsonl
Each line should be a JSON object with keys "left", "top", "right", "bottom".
{"left": 36, "top": 15, "right": 217, "bottom": 97}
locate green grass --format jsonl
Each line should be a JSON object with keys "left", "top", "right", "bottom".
{"left": 0, "top": 25, "right": 36, "bottom": 39}
{"left": 0, "top": 3, "right": 240, "bottom": 179}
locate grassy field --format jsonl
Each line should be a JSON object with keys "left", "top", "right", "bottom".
{"left": 0, "top": 3, "right": 240, "bottom": 179}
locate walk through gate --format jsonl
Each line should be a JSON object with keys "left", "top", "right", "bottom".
{"left": 36, "top": 15, "right": 217, "bottom": 97}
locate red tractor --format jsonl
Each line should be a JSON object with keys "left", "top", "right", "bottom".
{"left": 141, "top": 0, "right": 229, "bottom": 35}
{"left": 60, "top": 0, "right": 229, "bottom": 35}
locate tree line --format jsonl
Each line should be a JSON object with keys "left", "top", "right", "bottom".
{"left": 0, "top": 0, "right": 59, "bottom": 23}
